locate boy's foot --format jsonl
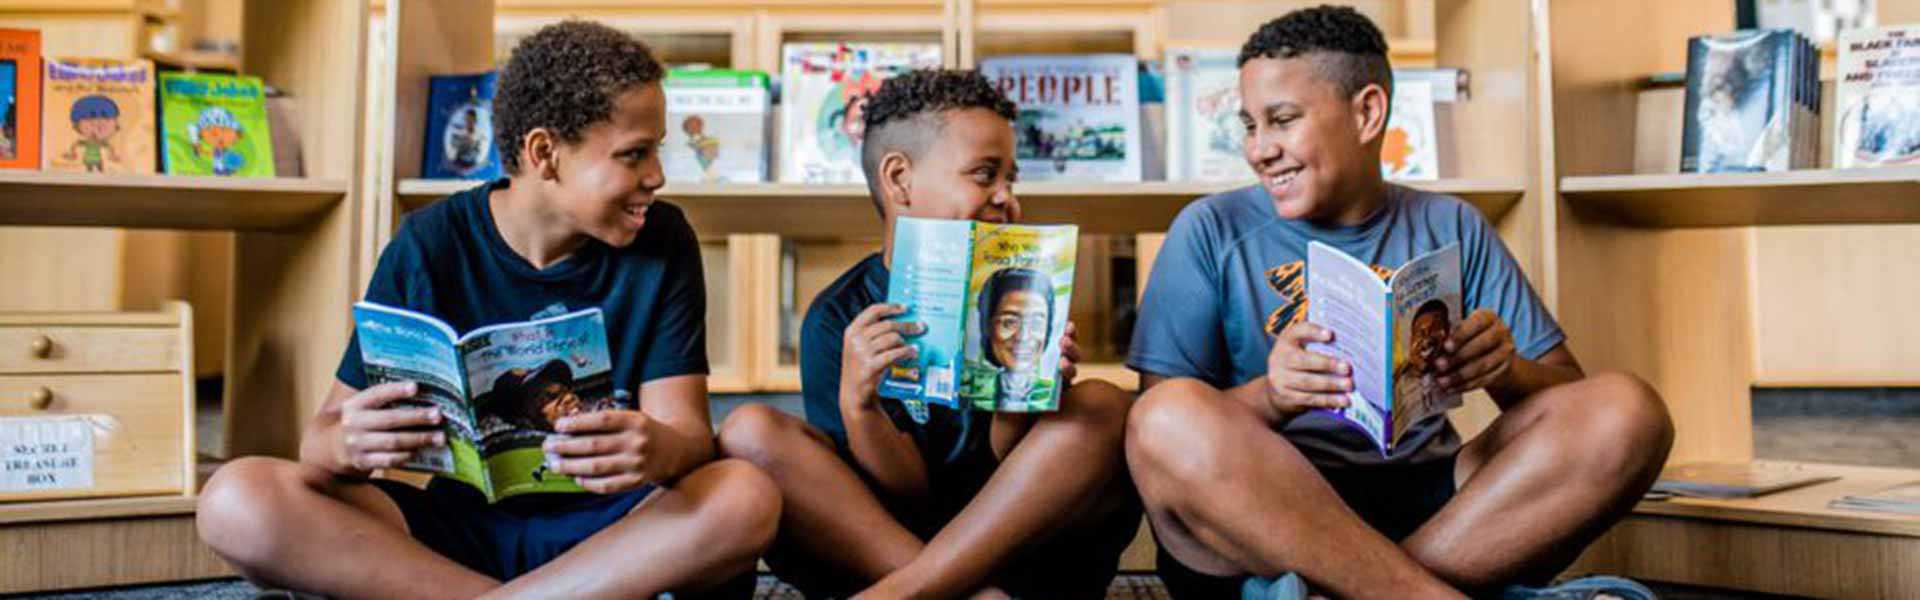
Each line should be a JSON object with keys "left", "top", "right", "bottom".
{"left": 1240, "top": 573, "right": 1310, "bottom": 600}
{"left": 1501, "top": 575, "right": 1656, "bottom": 600}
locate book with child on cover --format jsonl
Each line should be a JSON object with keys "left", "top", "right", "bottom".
{"left": 778, "top": 42, "right": 941, "bottom": 184}
{"left": 980, "top": 54, "right": 1144, "bottom": 182}
{"left": 422, "top": 71, "right": 502, "bottom": 180}
{"left": 1306, "top": 241, "right": 1462, "bottom": 455}
{"left": 43, "top": 58, "right": 155, "bottom": 174}
{"left": 0, "top": 29, "right": 40, "bottom": 169}
{"left": 1834, "top": 26, "right": 1920, "bottom": 168}
{"left": 352, "top": 302, "right": 624, "bottom": 502}
{"left": 880, "top": 217, "right": 1078, "bottom": 417}
{"left": 663, "top": 69, "right": 769, "bottom": 183}
{"left": 159, "top": 72, "right": 275, "bottom": 177}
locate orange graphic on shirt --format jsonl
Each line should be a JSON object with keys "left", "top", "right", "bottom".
{"left": 1264, "top": 260, "right": 1395, "bottom": 336}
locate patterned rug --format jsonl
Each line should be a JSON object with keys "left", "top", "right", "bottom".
{"left": 4, "top": 576, "right": 1173, "bottom": 600}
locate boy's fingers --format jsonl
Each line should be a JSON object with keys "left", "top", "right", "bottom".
{"left": 347, "top": 381, "right": 419, "bottom": 410}
{"left": 543, "top": 433, "right": 624, "bottom": 457}
{"left": 1302, "top": 393, "right": 1350, "bottom": 409}
{"left": 1448, "top": 341, "right": 1513, "bottom": 385}
{"left": 1282, "top": 372, "right": 1352, "bottom": 394}
{"left": 555, "top": 411, "right": 631, "bottom": 434}
{"left": 852, "top": 303, "right": 907, "bottom": 329}
{"left": 1448, "top": 310, "right": 1497, "bottom": 349}
{"left": 550, "top": 454, "right": 637, "bottom": 478}
{"left": 1284, "top": 350, "right": 1348, "bottom": 374}
{"left": 1282, "top": 322, "right": 1333, "bottom": 346}
{"left": 350, "top": 431, "right": 443, "bottom": 452}
{"left": 1439, "top": 329, "right": 1504, "bottom": 372}
{"left": 357, "top": 451, "right": 415, "bottom": 470}
{"left": 574, "top": 473, "right": 647, "bottom": 495}
{"left": 345, "top": 407, "right": 441, "bottom": 432}
{"left": 875, "top": 345, "right": 917, "bottom": 367}
{"left": 866, "top": 332, "right": 907, "bottom": 353}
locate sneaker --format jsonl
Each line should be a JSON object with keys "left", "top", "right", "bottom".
{"left": 1501, "top": 575, "right": 1657, "bottom": 600}
{"left": 1241, "top": 573, "right": 1310, "bottom": 600}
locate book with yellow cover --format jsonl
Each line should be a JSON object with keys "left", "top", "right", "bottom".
{"left": 43, "top": 58, "right": 156, "bottom": 174}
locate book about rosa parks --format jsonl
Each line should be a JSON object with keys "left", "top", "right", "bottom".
{"left": 352, "top": 302, "right": 627, "bottom": 502}
{"left": 878, "top": 217, "right": 1079, "bottom": 419}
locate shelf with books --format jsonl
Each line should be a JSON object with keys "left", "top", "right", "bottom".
{"left": 1626, "top": 461, "right": 1920, "bottom": 537}
{"left": 1559, "top": 168, "right": 1920, "bottom": 228}
{"left": 0, "top": 172, "right": 349, "bottom": 230}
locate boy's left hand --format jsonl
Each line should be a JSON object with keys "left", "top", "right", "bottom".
{"left": 544, "top": 409, "right": 682, "bottom": 494}
{"left": 1434, "top": 309, "right": 1515, "bottom": 394}
{"left": 1060, "top": 320, "right": 1081, "bottom": 383}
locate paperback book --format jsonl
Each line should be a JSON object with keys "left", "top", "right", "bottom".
{"left": 778, "top": 43, "right": 941, "bottom": 184}
{"left": 159, "top": 72, "right": 275, "bottom": 177}
{"left": 43, "top": 58, "right": 155, "bottom": 174}
{"left": 1383, "top": 78, "right": 1439, "bottom": 180}
{"left": 663, "top": 69, "right": 770, "bottom": 183}
{"left": 980, "top": 54, "right": 1143, "bottom": 181}
{"left": 422, "top": 71, "right": 501, "bottom": 180}
{"left": 1306, "top": 241, "right": 1461, "bottom": 455}
{"left": 1680, "top": 29, "right": 1820, "bottom": 173}
{"left": 1834, "top": 26, "right": 1920, "bottom": 167}
{"left": 0, "top": 29, "right": 39, "bottom": 169}
{"left": 1164, "top": 48, "right": 1243, "bottom": 182}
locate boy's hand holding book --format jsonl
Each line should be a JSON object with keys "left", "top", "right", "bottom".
{"left": 1261, "top": 321, "right": 1354, "bottom": 424}
{"left": 1058, "top": 321, "right": 1081, "bottom": 384}
{"left": 335, "top": 381, "right": 447, "bottom": 476}
{"left": 1432, "top": 309, "right": 1514, "bottom": 394}
{"left": 840, "top": 303, "right": 925, "bottom": 411}
{"left": 543, "top": 409, "right": 687, "bottom": 494}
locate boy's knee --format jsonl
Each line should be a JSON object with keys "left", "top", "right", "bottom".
{"left": 689, "top": 459, "right": 782, "bottom": 556}
{"left": 1059, "top": 378, "right": 1133, "bottom": 431}
{"left": 196, "top": 456, "right": 306, "bottom": 565}
{"left": 1570, "top": 372, "right": 1673, "bottom": 448}
{"left": 716, "top": 403, "right": 805, "bottom": 468}
{"left": 1126, "top": 379, "right": 1235, "bottom": 479}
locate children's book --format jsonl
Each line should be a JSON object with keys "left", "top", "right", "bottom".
{"left": 880, "top": 217, "right": 1078, "bottom": 416}
{"left": 1652, "top": 462, "right": 1839, "bottom": 499}
{"left": 1165, "top": 48, "right": 1244, "bottom": 182}
{"left": 1305, "top": 241, "right": 1461, "bottom": 455}
{"left": 980, "top": 54, "right": 1143, "bottom": 182}
{"left": 158, "top": 72, "right": 275, "bottom": 177}
{"left": 352, "top": 302, "right": 624, "bottom": 502}
{"left": 663, "top": 69, "right": 770, "bottom": 183}
{"left": 0, "top": 30, "right": 40, "bottom": 169}
{"left": 43, "top": 58, "right": 155, "bottom": 174}
{"left": 1834, "top": 26, "right": 1920, "bottom": 168}
{"left": 1383, "top": 78, "right": 1439, "bottom": 180}
{"left": 421, "top": 71, "right": 501, "bottom": 180}
{"left": 1828, "top": 480, "right": 1920, "bottom": 515}
{"left": 778, "top": 43, "right": 941, "bottom": 184}
{"left": 1680, "top": 30, "right": 1817, "bottom": 173}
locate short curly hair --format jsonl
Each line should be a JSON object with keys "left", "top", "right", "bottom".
{"left": 1238, "top": 5, "right": 1392, "bottom": 98}
{"left": 859, "top": 69, "right": 1017, "bottom": 213}
{"left": 493, "top": 21, "right": 664, "bottom": 173}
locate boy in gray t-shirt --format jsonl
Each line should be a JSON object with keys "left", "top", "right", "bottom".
{"left": 1125, "top": 7, "right": 1674, "bottom": 599}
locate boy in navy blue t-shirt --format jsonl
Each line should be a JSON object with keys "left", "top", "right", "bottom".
{"left": 195, "top": 22, "right": 777, "bottom": 599}
{"left": 717, "top": 70, "right": 1140, "bottom": 599}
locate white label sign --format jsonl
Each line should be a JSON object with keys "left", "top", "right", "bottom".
{"left": 0, "top": 417, "right": 94, "bottom": 491}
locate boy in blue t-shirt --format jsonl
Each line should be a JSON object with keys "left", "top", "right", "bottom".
{"left": 194, "top": 22, "right": 777, "bottom": 599}
{"left": 1125, "top": 7, "right": 1675, "bottom": 600}
{"left": 717, "top": 70, "right": 1140, "bottom": 599}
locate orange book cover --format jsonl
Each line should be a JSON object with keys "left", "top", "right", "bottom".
{"left": 43, "top": 58, "right": 155, "bottom": 174}
{"left": 0, "top": 29, "right": 40, "bottom": 169}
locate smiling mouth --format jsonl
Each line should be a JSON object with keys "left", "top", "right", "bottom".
{"left": 1264, "top": 167, "right": 1302, "bottom": 190}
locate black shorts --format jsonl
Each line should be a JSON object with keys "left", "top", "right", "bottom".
{"left": 1155, "top": 454, "right": 1459, "bottom": 599}
{"left": 372, "top": 477, "right": 755, "bottom": 598}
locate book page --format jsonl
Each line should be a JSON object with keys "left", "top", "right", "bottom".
{"left": 960, "top": 222, "right": 1078, "bottom": 412}
{"left": 460, "top": 308, "right": 614, "bottom": 501}
{"left": 1305, "top": 242, "right": 1391, "bottom": 452}
{"left": 880, "top": 216, "right": 976, "bottom": 413}
{"left": 1387, "top": 243, "right": 1462, "bottom": 447}
{"left": 350, "top": 302, "right": 482, "bottom": 484}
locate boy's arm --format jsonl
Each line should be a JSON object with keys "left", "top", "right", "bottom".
{"left": 301, "top": 380, "right": 445, "bottom": 477}
{"left": 1485, "top": 344, "right": 1582, "bottom": 410}
{"left": 838, "top": 304, "right": 931, "bottom": 498}
{"left": 546, "top": 374, "right": 716, "bottom": 492}
{"left": 1437, "top": 310, "right": 1584, "bottom": 410}
{"left": 633, "top": 374, "right": 717, "bottom": 479}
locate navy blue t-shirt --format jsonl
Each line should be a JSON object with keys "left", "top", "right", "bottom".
{"left": 336, "top": 179, "right": 709, "bottom": 400}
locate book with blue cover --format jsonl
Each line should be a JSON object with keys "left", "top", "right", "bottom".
{"left": 351, "top": 302, "right": 621, "bottom": 502}
{"left": 422, "top": 71, "right": 501, "bottom": 180}
{"left": 1305, "top": 241, "right": 1461, "bottom": 455}
{"left": 879, "top": 217, "right": 1078, "bottom": 416}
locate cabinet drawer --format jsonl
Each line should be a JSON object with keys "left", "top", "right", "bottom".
{"left": 0, "top": 374, "right": 189, "bottom": 502}
{"left": 0, "top": 327, "right": 183, "bottom": 375}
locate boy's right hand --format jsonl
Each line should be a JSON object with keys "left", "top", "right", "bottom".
{"left": 1264, "top": 322, "right": 1354, "bottom": 419}
{"left": 335, "top": 381, "right": 445, "bottom": 473}
{"left": 840, "top": 303, "right": 924, "bottom": 411}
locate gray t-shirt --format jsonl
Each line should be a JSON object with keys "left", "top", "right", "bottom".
{"left": 1127, "top": 184, "right": 1564, "bottom": 468}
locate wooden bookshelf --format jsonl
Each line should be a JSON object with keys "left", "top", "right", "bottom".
{"left": 0, "top": 172, "right": 348, "bottom": 230}
{"left": 1631, "top": 462, "right": 1920, "bottom": 538}
{"left": 1560, "top": 168, "right": 1920, "bottom": 228}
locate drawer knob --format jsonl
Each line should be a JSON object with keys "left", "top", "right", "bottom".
{"left": 28, "top": 387, "right": 52, "bottom": 410}
{"left": 28, "top": 335, "right": 51, "bottom": 359}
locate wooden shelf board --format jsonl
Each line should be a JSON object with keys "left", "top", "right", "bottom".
{"left": 1633, "top": 461, "right": 1920, "bottom": 538}
{"left": 0, "top": 494, "right": 195, "bottom": 526}
{"left": 1560, "top": 168, "right": 1920, "bottom": 228}
{"left": 0, "top": 172, "right": 349, "bottom": 230}
{"left": 399, "top": 178, "right": 1523, "bottom": 236}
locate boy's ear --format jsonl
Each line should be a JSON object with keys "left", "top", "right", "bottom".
{"left": 1351, "top": 83, "right": 1391, "bottom": 146}
{"left": 877, "top": 150, "right": 914, "bottom": 212}
{"left": 522, "top": 127, "right": 561, "bottom": 181}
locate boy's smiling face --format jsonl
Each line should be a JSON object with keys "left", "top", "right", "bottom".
{"left": 1238, "top": 54, "right": 1385, "bottom": 222}
{"left": 548, "top": 83, "right": 667, "bottom": 248}
{"left": 896, "top": 108, "right": 1021, "bottom": 224}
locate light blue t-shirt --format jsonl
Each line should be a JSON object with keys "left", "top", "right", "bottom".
{"left": 1127, "top": 184, "right": 1564, "bottom": 468}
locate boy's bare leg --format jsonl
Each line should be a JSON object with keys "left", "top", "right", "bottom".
{"left": 860, "top": 379, "right": 1133, "bottom": 598}
{"left": 717, "top": 403, "right": 930, "bottom": 581}
{"left": 484, "top": 458, "right": 780, "bottom": 600}
{"left": 196, "top": 457, "right": 499, "bottom": 600}
{"left": 1125, "top": 378, "right": 1462, "bottom": 600}
{"left": 1405, "top": 372, "right": 1673, "bottom": 589}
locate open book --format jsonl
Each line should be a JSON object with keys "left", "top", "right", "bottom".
{"left": 352, "top": 302, "right": 623, "bottom": 502}
{"left": 879, "top": 216, "right": 1078, "bottom": 416}
{"left": 1306, "top": 241, "right": 1462, "bottom": 455}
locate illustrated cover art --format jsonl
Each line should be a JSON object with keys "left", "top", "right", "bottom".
{"left": 422, "top": 71, "right": 501, "bottom": 180}
{"left": 159, "top": 72, "right": 275, "bottom": 177}
{"left": 0, "top": 29, "right": 41, "bottom": 169}
{"left": 1383, "top": 79, "right": 1439, "bottom": 180}
{"left": 1165, "top": 48, "right": 1244, "bottom": 182}
{"left": 1835, "top": 26, "right": 1920, "bottom": 167}
{"left": 980, "top": 54, "right": 1143, "bottom": 182}
{"left": 663, "top": 69, "right": 770, "bottom": 183}
{"left": 1680, "top": 30, "right": 1798, "bottom": 173}
{"left": 43, "top": 58, "right": 156, "bottom": 174}
{"left": 778, "top": 43, "right": 941, "bottom": 184}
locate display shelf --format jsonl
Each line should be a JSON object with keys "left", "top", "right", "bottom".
{"left": 1631, "top": 461, "right": 1920, "bottom": 538}
{"left": 1560, "top": 168, "right": 1920, "bottom": 228}
{"left": 0, "top": 172, "right": 348, "bottom": 230}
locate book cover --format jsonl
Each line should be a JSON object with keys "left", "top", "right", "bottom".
{"left": 422, "top": 71, "right": 501, "bottom": 180}
{"left": 159, "top": 72, "right": 275, "bottom": 177}
{"left": 663, "top": 69, "right": 770, "bottom": 183}
{"left": 1305, "top": 241, "right": 1461, "bottom": 455}
{"left": 1165, "top": 48, "right": 1244, "bottom": 182}
{"left": 0, "top": 30, "right": 40, "bottom": 169}
{"left": 1680, "top": 30, "right": 1796, "bottom": 173}
{"left": 1383, "top": 78, "right": 1439, "bottom": 180}
{"left": 352, "top": 302, "right": 619, "bottom": 502}
{"left": 880, "top": 216, "right": 1078, "bottom": 413}
{"left": 1652, "top": 462, "right": 1840, "bottom": 499}
{"left": 981, "top": 54, "right": 1143, "bottom": 182}
{"left": 1835, "top": 26, "right": 1920, "bottom": 168}
{"left": 1829, "top": 480, "right": 1920, "bottom": 515}
{"left": 42, "top": 58, "right": 156, "bottom": 174}
{"left": 778, "top": 43, "right": 941, "bottom": 184}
